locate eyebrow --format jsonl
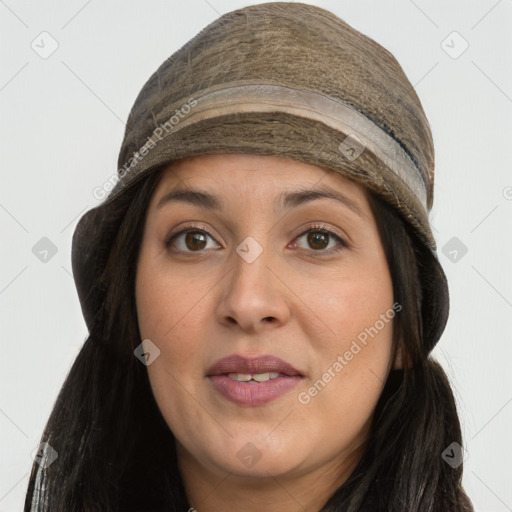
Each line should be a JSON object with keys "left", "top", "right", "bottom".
{"left": 156, "top": 185, "right": 366, "bottom": 219}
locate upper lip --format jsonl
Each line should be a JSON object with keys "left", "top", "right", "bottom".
{"left": 207, "top": 354, "right": 303, "bottom": 377}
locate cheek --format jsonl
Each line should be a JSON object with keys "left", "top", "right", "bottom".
{"left": 135, "top": 249, "right": 217, "bottom": 386}
{"left": 136, "top": 246, "right": 210, "bottom": 341}
{"left": 299, "top": 258, "right": 394, "bottom": 349}
{"left": 297, "top": 260, "right": 395, "bottom": 420}
{"left": 135, "top": 258, "right": 212, "bottom": 433}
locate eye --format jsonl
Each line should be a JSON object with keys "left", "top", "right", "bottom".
{"left": 165, "top": 225, "right": 220, "bottom": 253}
{"left": 165, "top": 224, "right": 347, "bottom": 254}
{"left": 293, "top": 225, "right": 347, "bottom": 253}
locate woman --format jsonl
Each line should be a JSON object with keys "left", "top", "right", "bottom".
{"left": 25, "top": 2, "right": 473, "bottom": 511}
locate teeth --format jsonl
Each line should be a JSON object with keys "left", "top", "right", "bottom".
{"left": 227, "top": 372, "right": 280, "bottom": 382}
{"left": 252, "top": 372, "right": 270, "bottom": 382}
{"left": 227, "top": 373, "right": 252, "bottom": 382}
{"left": 252, "top": 372, "right": 280, "bottom": 382}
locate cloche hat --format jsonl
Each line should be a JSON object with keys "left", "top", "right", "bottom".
{"left": 72, "top": 2, "right": 449, "bottom": 353}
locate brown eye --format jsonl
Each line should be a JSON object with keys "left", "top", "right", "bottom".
{"left": 166, "top": 228, "right": 219, "bottom": 252}
{"left": 295, "top": 227, "right": 346, "bottom": 253}
{"left": 166, "top": 225, "right": 345, "bottom": 254}
{"left": 184, "top": 231, "right": 208, "bottom": 251}
{"left": 307, "top": 231, "right": 329, "bottom": 250}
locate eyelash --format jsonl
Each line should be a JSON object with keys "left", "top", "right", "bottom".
{"left": 165, "top": 223, "right": 347, "bottom": 255}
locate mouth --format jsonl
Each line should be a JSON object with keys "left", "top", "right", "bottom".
{"left": 207, "top": 354, "right": 304, "bottom": 407}
{"left": 225, "top": 371, "right": 284, "bottom": 382}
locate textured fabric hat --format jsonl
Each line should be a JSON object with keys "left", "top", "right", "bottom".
{"left": 72, "top": 2, "right": 449, "bottom": 353}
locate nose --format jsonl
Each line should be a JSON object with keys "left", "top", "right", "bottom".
{"left": 215, "top": 241, "right": 292, "bottom": 333}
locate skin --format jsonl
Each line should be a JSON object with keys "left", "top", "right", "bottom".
{"left": 135, "top": 153, "right": 398, "bottom": 512}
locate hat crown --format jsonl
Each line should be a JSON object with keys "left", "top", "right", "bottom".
{"left": 119, "top": 2, "right": 434, "bottom": 209}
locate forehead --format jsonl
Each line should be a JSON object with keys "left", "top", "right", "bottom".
{"left": 152, "top": 153, "right": 368, "bottom": 204}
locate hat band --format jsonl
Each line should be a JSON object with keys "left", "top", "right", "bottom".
{"left": 139, "top": 83, "right": 428, "bottom": 210}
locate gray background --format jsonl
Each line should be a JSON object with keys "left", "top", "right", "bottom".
{"left": 1, "top": 1, "right": 511, "bottom": 510}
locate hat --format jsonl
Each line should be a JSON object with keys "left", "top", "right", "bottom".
{"left": 72, "top": 2, "right": 449, "bottom": 352}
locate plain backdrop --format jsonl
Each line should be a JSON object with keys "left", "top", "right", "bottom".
{"left": 1, "top": 1, "right": 511, "bottom": 511}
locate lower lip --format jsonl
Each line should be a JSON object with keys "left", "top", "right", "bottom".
{"left": 209, "top": 375, "right": 302, "bottom": 406}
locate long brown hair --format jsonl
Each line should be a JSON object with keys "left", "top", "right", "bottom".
{"left": 24, "top": 164, "right": 472, "bottom": 511}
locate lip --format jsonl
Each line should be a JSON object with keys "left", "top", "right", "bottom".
{"left": 207, "top": 354, "right": 303, "bottom": 406}
{"left": 207, "top": 354, "right": 302, "bottom": 377}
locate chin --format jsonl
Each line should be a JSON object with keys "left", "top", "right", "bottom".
{"left": 213, "top": 446, "right": 306, "bottom": 479}
{"left": 185, "top": 432, "right": 309, "bottom": 480}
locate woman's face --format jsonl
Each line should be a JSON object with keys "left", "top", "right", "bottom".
{"left": 136, "top": 153, "right": 397, "bottom": 487}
